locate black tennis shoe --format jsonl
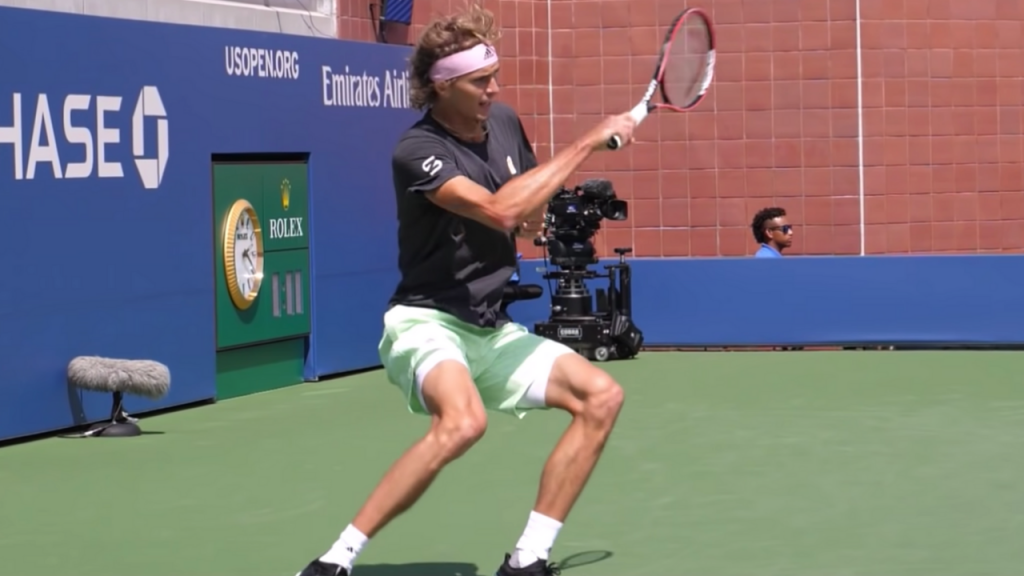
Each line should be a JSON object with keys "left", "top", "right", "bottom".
{"left": 296, "top": 558, "right": 349, "bottom": 576}
{"left": 495, "top": 553, "right": 561, "bottom": 576}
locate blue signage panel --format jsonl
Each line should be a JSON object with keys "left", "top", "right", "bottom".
{"left": 0, "top": 6, "right": 419, "bottom": 441}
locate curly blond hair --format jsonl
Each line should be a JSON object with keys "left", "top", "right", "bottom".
{"left": 408, "top": 3, "right": 501, "bottom": 110}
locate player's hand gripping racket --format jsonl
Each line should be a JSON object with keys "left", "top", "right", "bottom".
{"left": 608, "top": 8, "right": 716, "bottom": 150}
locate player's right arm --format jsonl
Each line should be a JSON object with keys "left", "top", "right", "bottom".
{"left": 397, "top": 113, "right": 637, "bottom": 233}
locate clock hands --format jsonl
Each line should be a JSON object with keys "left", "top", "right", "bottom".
{"left": 225, "top": 201, "right": 262, "bottom": 310}
{"left": 240, "top": 247, "right": 258, "bottom": 293}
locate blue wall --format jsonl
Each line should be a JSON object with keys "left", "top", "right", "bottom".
{"left": 0, "top": 6, "right": 418, "bottom": 441}
{"left": 509, "top": 254, "right": 1024, "bottom": 348}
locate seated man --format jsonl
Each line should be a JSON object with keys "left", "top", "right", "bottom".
{"left": 750, "top": 206, "right": 794, "bottom": 257}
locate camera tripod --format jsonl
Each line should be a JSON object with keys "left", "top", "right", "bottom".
{"left": 532, "top": 247, "right": 644, "bottom": 362}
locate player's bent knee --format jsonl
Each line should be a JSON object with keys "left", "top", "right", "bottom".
{"left": 580, "top": 374, "right": 624, "bottom": 428}
{"left": 546, "top": 353, "right": 625, "bottom": 422}
{"left": 429, "top": 411, "right": 488, "bottom": 464}
{"left": 416, "top": 358, "right": 489, "bottom": 463}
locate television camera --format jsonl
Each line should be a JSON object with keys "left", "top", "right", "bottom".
{"left": 504, "top": 179, "right": 644, "bottom": 362}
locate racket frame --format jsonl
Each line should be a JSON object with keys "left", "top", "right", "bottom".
{"left": 609, "top": 7, "right": 716, "bottom": 149}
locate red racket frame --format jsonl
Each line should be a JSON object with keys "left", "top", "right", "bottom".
{"left": 607, "top": 7, "right": 716, "bottom": 149}
{"left": 649, "top": 7, "right": 717, "bottom": 113}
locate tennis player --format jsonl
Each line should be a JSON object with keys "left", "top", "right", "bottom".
{"left": 295, "top": 5, "right": 636, "bottom": 576}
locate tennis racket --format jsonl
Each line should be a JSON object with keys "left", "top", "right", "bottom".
{"left": 608, "top": 7, "right": 716, "bottom": 150}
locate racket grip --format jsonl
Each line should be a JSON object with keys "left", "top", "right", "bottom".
{"left": 607, "top": 102, "right": 651, "bottom": 150}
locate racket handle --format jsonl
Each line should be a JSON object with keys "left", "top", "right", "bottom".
{"left": 607, "top": 102, "right": 651, "bottom": 150}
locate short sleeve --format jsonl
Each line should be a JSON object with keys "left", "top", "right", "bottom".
{"left": 515, "top": 116, "right": 539, "bottom": 173}
{"left": 392, "top": 133, "right": 464, "bottom": 195}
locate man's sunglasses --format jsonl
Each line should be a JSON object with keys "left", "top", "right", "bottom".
{"left": 768, "top": 224, "right": 794, "bottom": 234}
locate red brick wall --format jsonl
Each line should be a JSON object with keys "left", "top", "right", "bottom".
{"left": 335, "top": 0, "right": 377, "bottom": 42}
{"left": 338, "top": 0, "right": 1024, "bottom": 259}
{"left": 859, "top": 0, "right": 1024, "bottom": 254}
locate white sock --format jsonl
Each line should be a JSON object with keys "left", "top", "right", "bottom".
{"left": 509, "top": 511, "right": 563, "bottom": 568}
{"left": 319, "top": 524, "right": 368, "bottom": 571}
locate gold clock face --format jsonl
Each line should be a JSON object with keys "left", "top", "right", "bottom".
{"left": 222, "top": 199, "right": 264, "bottom": 310}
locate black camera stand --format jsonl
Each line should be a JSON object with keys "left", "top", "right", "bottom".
{"left": 533, "top": 247, "right": 644, "bottom": 362}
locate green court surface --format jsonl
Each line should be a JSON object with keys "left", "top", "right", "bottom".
{"left": 3, "top": 351, "right": 1024, "bottom": 576}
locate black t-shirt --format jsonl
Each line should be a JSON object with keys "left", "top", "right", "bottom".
{"left": 388, "top": 102, "right": 539, "bottom": 329}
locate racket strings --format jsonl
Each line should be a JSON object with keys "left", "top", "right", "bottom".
{"left": 663, "top": 17, "right": 712, "bottom": 107}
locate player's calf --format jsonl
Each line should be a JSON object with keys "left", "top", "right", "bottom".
{"left": 295, "top": 411, "right": 488, "bottom": 576}
{"left": 499, "top": 357, "right": 625, "bottom": 574}
{"left": 297, "top": 361, "right": 488, "bottom": 576}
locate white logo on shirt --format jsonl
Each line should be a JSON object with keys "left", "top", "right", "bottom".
{"left": 422, "top": 155, "right": 442, "bottom": 176}
{"left": 506, "top": 155, "right": 517, "bottom": 175}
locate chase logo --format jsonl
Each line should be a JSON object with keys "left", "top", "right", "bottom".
{"left": 0, "top": 85, "right": 170, "bottom": 190}
{"left": 132, "top": 86, "right": 169, "bottom": 190}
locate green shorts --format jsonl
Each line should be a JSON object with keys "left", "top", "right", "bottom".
{"left": 377, "top": 304, "right": 575, "bottom": 418}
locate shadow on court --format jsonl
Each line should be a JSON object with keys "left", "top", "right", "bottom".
{"left": 352, "top": 551, "right": 613, "bottom": 576}
{"left": 557, "top": 551, "right": 614, "bottom": 570}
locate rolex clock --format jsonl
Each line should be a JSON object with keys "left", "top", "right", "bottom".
{"left": 222, "top": 198, "right": 264, "bottom": 310}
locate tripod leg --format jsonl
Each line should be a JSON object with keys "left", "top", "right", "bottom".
{"left": 618, "top": 264, "right": 632, "bottom": 317}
